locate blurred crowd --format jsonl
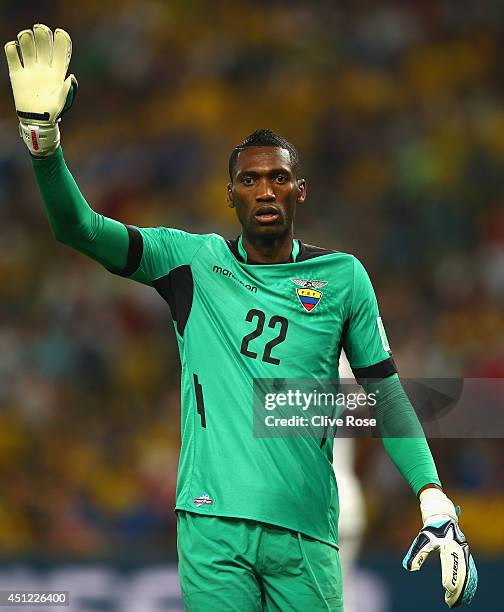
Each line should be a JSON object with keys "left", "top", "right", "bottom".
{"left": 0, "top": 0, "right": 502, "bottom": 559}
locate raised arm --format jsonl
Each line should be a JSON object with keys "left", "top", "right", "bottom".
{"left": 4, "top": 24, "right": 135, "bottom": 276}
{"left": 31, "top": 147, "right": 130, "bottom": 273}
{"left": 5, "top": 24, "right": 211, "bottom": 288}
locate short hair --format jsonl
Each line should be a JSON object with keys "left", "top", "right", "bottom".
{"left": 228, "top": 129, "right": 300, "bottom": 180}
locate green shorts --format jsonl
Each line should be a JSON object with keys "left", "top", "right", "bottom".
{"left": 177, "top": 511, "right": 343, "bottom": 611}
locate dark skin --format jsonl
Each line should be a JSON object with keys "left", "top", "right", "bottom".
{"left": 227, "top": 146, "right": 306, "bottom": 264}
{"left": 227, "top": 145, "right": 441, "bottom": 497}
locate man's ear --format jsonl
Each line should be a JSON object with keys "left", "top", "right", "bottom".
{"left": 227, "top": 182, "right": 234, "bottom": 208}
{"left": 297, "top": 179, "right": 307, "bottom": 204}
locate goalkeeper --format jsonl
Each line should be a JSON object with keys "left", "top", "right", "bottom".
{"left": 5, "top": 25, "right": 477, "bottom": 611}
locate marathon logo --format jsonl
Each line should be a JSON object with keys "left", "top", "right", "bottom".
{"left": 212, "top": 265, "right": 257, "bottom": 293}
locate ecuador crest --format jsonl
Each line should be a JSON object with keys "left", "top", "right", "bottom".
{"left": 290, "top": 278, "right": 328, "bottom": 312}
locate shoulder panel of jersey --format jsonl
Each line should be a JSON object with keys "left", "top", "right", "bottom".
{"left": 110, "top": 226, "right": 219, "bottom": 335}
{"left": 341, "top": 255, "right": 397, "bottom": 383}
{"left": 111, "top": 226, "right": 215, "bottom": 281}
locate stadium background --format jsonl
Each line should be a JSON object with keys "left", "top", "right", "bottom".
{"left": 0, "top": 1, "right": 503, "bottom": 610}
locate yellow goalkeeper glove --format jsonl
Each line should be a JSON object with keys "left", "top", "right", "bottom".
{"left": 4, "top": 24, "right": 77, "bottom": 156}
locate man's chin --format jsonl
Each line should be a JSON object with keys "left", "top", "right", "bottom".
{"left": 248, "top": 224, "right": 287, "bottom": 239}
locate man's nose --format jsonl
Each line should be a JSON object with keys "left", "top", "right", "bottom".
{"left": 256, "top": 178, "right": 275, "bottom": 201}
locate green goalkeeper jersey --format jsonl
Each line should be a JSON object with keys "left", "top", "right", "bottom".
{"left": 32, "top": 149, "right": 442, "bottom": 550}
{"left": 115, "top": 227, "right": 395, "bottom": 547}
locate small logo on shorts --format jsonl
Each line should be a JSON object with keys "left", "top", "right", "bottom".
{"left": 193, "top": 494, "right": 213, "bottom": 507}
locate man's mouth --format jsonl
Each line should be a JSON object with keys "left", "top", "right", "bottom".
{"left": 254, "top": 205, "right": 280, "bottom": 224}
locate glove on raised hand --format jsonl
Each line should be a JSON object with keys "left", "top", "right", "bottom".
{"left": 4, "top": 24, "right": 77, "bottom": 155}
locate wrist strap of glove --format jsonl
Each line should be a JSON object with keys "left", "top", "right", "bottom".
{"left": 419, "top": 488, "right": 458, "bottom": 525}
{"left": 19, "top": 122, "right": 60, "bottom": 156}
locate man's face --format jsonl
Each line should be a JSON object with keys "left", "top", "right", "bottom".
{"left": 227, "top": 147, "right": 306, "bottom": 239}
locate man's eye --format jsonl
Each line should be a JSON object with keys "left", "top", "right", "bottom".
{"left": 242, "top": 176, "right": 254, "bottom": 186}
{"left": 275, "top": 174, "right": 287, "bottom": 183}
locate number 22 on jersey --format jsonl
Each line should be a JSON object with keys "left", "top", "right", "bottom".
{"left": 240, "top": 309, "right": 288, "bottom": 366}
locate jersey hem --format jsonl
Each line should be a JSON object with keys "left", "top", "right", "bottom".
{"left": 174, "top": 505, "right": 339, "bottom": 550}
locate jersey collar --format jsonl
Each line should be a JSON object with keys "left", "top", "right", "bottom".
{"left": 237, "top": 235, "right": 300, "bottom": 264}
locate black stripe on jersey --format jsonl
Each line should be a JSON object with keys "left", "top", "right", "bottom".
{"left": 352, "top": 356, "right": 397, "bottom": 385}
{"left": 109, "top": 225, "right": 144, "bottom": 277}
{"left": 153, "top": 265, "right": 194, "bottom": 337}
{"left": 225, "top": 237, "right": 337, "bottom": 264}
{"left": 296, "top": 242, "right": 338, "bottom": 261}
{"left": 226, "top": 237, "right": 246, "bottom": 262}
{"left": 193, "top": 374, "right": 206, "bottom": 428}
{"left": 320, "top": 401, "right": 339, "bottom": 449}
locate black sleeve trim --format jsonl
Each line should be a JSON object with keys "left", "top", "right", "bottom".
{"left": 352, "top": 356, "right": 397, "bottom": 385}
{"left": 114, "top": 225, "right": 144, "bottom": 277}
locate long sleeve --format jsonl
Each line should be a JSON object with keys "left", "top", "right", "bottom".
{"left": 340, "top": 257, "right": 441, "bottom": 495}
{"left": 31, "top": 146, "right": 129, "bottom": 272}
{"left": 367, "top": 373, "right": 442, "bottom": 496}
